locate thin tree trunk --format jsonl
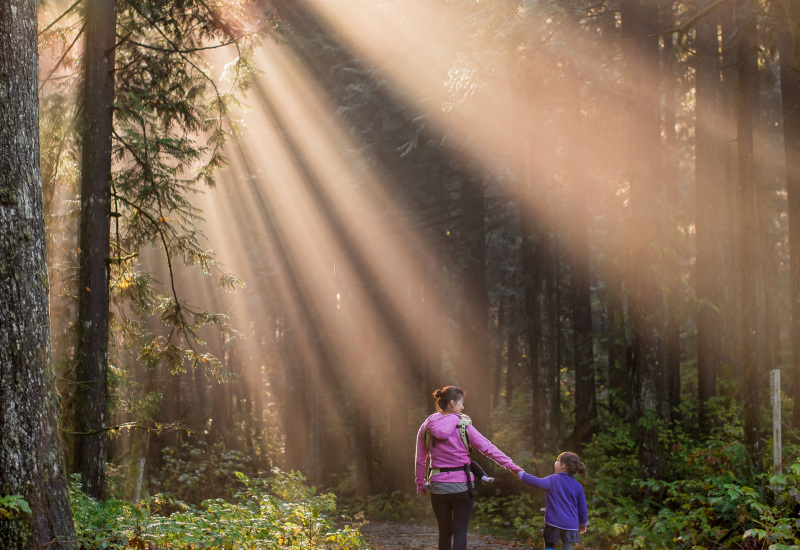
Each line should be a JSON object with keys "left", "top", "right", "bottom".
{"left": 719, "top": 2, "right": 742, "bottom": 394}
{"left": 735, "top": 0, "right": 763, "bottom": 471}
{"left": 567, "top": 75, "right": 597, "bottom": 446}
{"left": 662, "top": 19, "right": 681, "bottom": 422}
{"left": 494, "top": 300, "right": 506, "bottom": 411}
{"left": 458, "top": 174, "right": 491, "bottom": 432}
{"left": 506, "top": 320, "right": 517, "bottom": 409}
{"left": 74, "top": 0, "right": 116, "bottom": 500}
{"left": 622, "top": 0, "right": 663, "bottom": 480}
{"left": 521, "top": 126, "right": 559, "bottom": 455}
{"left": 693, "top": 0, "right": 724, "bottom": 432}
{"left": 526, "top": 227, "right": 559, "bottom": 456}
{"left": 0, "top": 0, "right": 76, "bottom": 545}
{"left": 778, "top": 0, "right": 800, "bottom": 428}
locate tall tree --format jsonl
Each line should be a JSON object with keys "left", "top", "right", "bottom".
{"left": 693, "top": 0, "right": 724, "bottom": 432}
{"left": 778, "top": 0, "right": 800, "bottom": 428}
{"left": 458, "top": 172, "right": 492, "bottom": 433}
{"left": 564, "top": 56, "right": 597, "bottom": 445}
{"left": 73, "top": 0, "right": 116, "bottom": 500}
{"left": 735, "top": 0, "right": 763, "bottom": 470}
{"left": 661, "top": 8, "right": 681, "bottom": 421}
{"left": 0, "top": 0, "right": 76, "bottom": 545}
{"left": 622, "top": 0, "right": 664, "bottom": 479}
{"left": 521, "top": 134, "right": 560, "bottom": 454}
{"left": 41, "top": 0, "right": 260, "bottom": 497}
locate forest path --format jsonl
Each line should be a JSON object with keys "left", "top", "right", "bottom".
{"left": 359, "top": 520, "right": 524, "bottom": 549}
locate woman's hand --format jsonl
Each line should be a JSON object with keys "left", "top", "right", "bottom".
{"left": 580, "top": 526, "right": 587, "bottom": 534}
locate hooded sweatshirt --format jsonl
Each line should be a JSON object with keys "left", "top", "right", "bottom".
{"left": 415, "top": 412, "right": 520, "bottom": 494}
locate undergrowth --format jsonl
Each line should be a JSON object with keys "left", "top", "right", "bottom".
{"left": 70, "top": 469, "right": 368, "bottom": 549}
{"left": 468, "top": 400, "right": 800, "bottom": 550}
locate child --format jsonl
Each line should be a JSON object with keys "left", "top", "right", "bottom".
{"left": 517, "top": 452, "right": 588, "bottom": 550}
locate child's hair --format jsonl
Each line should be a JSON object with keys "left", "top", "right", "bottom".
{"left": 433, "top": 386, "right": 465, "bottom": 412}
{"left": 558, "top": 452, "right": 587, "bottom": 478}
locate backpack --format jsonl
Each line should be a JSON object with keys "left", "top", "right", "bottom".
{"left": 424, "top": 414, "right": 472, "bottom": 481}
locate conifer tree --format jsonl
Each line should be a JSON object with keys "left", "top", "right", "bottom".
{"left": 0, "top": 0, "right": 76, "bottom": 545}
{"left": 39, "top": 0, "right": 272, "bottom": 495}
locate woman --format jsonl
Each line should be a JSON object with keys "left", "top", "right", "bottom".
{"left": 415, "top": 386, "right": 521, "bottom": 550}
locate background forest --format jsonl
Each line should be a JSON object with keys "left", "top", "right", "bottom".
{"left": 2, "top": 0, "right": 800, "bottom": 548}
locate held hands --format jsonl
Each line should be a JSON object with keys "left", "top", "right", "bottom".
{"left": 517, "top": 470, "right": 526, "bottom": 480}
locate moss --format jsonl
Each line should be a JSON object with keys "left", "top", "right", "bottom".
{"left": 39, "top": 269, "right": 49, "bottom": 294}
{"left": 0, "top": 185, "right": 16, "bottom": 206}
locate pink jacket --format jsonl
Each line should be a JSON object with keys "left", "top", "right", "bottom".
{"left": 414, "top": 412, "right": 520, "bottom": 494}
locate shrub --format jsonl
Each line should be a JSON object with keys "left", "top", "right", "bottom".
{"left": 70, "top": 469, "right": 369, "bottom": 549}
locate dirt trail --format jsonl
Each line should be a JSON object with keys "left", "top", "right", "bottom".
{"left": 359, "top": 520, "right": 524, "bottom": 549}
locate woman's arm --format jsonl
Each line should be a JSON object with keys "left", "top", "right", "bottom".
{"left": 414, "top": 422, "right": 429, "bottom": 494}
{"left": 467, "top": 424, "right": 521, "bottom": 472}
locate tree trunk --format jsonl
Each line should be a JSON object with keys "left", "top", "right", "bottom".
{"left": 518, "top": 106, "right": 559, "bottom": 454}
{"left": 505, "top": 311, "right": 517, "bottom": 410}
{"left": 74, "top": 0, "right": 116, "bottom": 500}
{"left": 0, "top": 0, "right": 77, "bottom": 545}
{"left": 778, "top": 0, "right": 800, "bottom": 428}
{"left": 661, "top": 18, "right": 681, "bottom": 422}
{"left": 566, "top": 70, "right": 597, "bottom": 446}
{"left": 693, "top": 0, "right": 724, "bottom": 431}
{"left": 718, "top": 4, "right": 743, "bottom": 392}
{"left": 622, "top": 0, "right": 663, "bottom": 480}
{"left": 735, "top": 0, "right": 763, "bottom": 471}
{"left": 522, "top": 205, "right": 559, "bottom": 454}
{"left": 458, "top": 174, "right": 491, "bottom": 432}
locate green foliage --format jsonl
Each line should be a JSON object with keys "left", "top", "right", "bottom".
{"left": 339, "top": 490, "right": 434, "bottom": 522}
{"left": 472, "top": 492, "right": 543, "bottom": 544}
{"left": 470, "top": 400, "right": 800, "bottom": 550}
{"left": 151, "top": 441, "right": 253, "bottom": 505}
{"left": 0, "top": 495, "right": 32, "bottom": 519}
{"left": 70, "top": 470, "right": 368, "bottom": 549}
{"left": 363, "top": 491, "right": 433, "bottom": 521}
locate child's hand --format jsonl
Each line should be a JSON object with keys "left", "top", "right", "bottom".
{"left": 517, "top": 470, "right": 526, "bottom": 480}
{"left": 580, "top": 526, "right": 587, "bottom": 534}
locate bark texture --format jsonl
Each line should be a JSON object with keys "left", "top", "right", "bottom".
{"left": 0, "top": 0, "right": 77, "bottom": 546}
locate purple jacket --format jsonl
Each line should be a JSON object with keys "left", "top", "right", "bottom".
{"left": 415, "top": 412, "right": 520, "bottom": 494}
{"left": 519, "top": 471, "right": 588, "bottom": 530}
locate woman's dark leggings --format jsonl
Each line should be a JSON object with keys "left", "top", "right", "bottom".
{"left": 430, "top": 491, "right": 475, "bottom": 550}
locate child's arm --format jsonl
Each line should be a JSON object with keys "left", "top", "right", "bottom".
{"left": 517, "top": 470, "right": 552, "bottom": 490}
{"left": 578, "top": 486, "right": 588, "bottom": 531}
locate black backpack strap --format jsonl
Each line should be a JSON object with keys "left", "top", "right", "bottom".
{"left": 464, "top": 464, "right": 475, "bottom": 497}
